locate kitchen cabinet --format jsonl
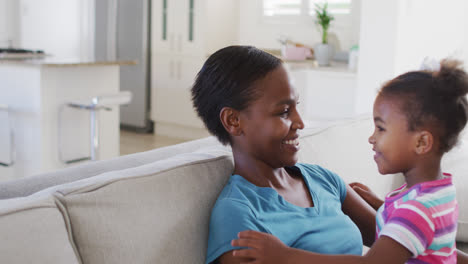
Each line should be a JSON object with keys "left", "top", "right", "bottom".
{"left": 285, "top": 62, "right": 358, "bottom": 122}
{"left": 151, "top": 0, "right": 238, "bottom": 139}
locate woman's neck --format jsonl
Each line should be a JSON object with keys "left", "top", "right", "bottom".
{"left": 231, "top": 148, "right": 293, "bottom": 189}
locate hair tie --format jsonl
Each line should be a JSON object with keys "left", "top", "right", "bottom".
{"left": 420, "top": 57, "right": 441, "bottom": 71}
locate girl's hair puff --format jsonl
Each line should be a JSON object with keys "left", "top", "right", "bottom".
{"left": 191, "top": 46, "right": 282, "bottom": 145}
{"left": 378, "top": 59, "right": 468, "bottom": 153}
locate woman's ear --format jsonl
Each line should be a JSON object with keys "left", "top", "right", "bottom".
{"left": 220, "top": 107, "right": 242, "bottom": 136}
{"left": 414, "top": 131, "right": 433, "bottom": 155}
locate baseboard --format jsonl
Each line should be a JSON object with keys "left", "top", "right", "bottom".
{"left": 154, "top": 122, "right": 210, "bottom": 140}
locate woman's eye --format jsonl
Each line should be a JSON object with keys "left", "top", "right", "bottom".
{"left": 280, "top": 109, "right": 290, "bottom": 117}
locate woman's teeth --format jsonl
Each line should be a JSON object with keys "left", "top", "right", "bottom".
{"left": 283, "top": 139, "right": 298, "bottom": 145}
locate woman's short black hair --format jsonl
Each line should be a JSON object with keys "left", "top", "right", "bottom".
{"left": 191, "top": 45, "right": 282, "bottom": 145}
{"left": 379, "top": 59, "right": 468, "bottom": 153}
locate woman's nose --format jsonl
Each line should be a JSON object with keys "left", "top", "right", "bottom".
{"left": 293, "top": 110, "right": 305, "bottom": 130}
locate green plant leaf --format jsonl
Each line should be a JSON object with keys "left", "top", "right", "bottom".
{"left": 314, "top": 2, "right": 334, "bottom": 44}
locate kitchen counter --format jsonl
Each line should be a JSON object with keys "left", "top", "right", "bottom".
{"left": 261, "top": 48, "right": 355, "bottom": 74}
{"left": 284, "top": 59, "right": 355, "bottom": 74}
{"left": 0, "top": 57, "right": 136, "bottom": 67}
{"left": 0, "top": 60, "right": 130, "bottom": 181}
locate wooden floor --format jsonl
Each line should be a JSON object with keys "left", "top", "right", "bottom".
{"left": 120, "top": 129, "right": 190, "bottom": 156}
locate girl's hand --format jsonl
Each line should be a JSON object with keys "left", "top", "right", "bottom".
{"left": 231, "top": 230, "right": 292, "bottom": 264}
{"left": 349, "top": 182, "right": 384, "bottom": 210}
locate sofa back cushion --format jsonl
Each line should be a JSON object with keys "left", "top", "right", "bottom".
{"left": 52, "top": 147, "right": 233, "bottom": 264}
{"left": 0, "top": 195, "right": 80, "bottom": 264}
{"left": 441, "top": 131, "right": 468, "bottom": 242}
{"left": 0, "top": 137, "right": 221, "bottom": 199}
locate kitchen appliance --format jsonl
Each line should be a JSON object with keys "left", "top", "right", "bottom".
{"left": 0, "top": 48, "right": 46, "bottom": 59}
{"left": 94, "top": 0, "right": 152, "bottom": 132}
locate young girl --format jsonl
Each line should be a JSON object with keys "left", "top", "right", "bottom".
{"left": 232, "top": 59, "right": 468, "bottom": 263}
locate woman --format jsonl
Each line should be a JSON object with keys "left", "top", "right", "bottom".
{"left": 191, "top": 45, "right": 375, "bottom": 264}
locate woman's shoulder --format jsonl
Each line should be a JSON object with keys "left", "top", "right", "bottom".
{"left": 296, "top": 163, "right": 339, "bottom": 179}
{"left": 295, "top": 163, "right": 346, "bottom": 195}
{"left": 211, "top": 175, "right": 267, "bottom": 217}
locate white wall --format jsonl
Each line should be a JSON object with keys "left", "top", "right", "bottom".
{"left": 355, "top": 0, "right": 468, "bottom": 115}
{"left": 354, "top": 0, "right": 400, "bottom": 114}
{"left": 18, "top": 0, "right": 81, "bottom": 59}
{"left": 393, "top": 0, "right": 468, "bottom": 74}
{"left": 238, "top": 0, "right": 361, "bottom": 51}
{"left": 0, "top": 0, "right": 20, "bottom": 47}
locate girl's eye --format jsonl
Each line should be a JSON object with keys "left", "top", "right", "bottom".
{"left": 377, "top": 125, "right": 385, "bottom": 132}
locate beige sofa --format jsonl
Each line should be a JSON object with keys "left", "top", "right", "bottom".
{"left": 1, "top": 115, "right": 467, "bottom": 264}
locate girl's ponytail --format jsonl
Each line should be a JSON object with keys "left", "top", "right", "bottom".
{"left": 434, "top": 59, "right": 468, "bottom": 98}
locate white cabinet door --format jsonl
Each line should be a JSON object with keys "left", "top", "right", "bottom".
{"left": 177, "top": 55, "right": 205, "bottom": 90}
{"left": 152, "top": 0, "right": 201, "bottom": 55}
{"left": 177, "top": 0, "right": 204, "bottom": 55}
{"left": 152, "top": 0, "right": 180, "bottom": 54}
{"left": 151, "top": 53, "right": 205, "bottom": 125}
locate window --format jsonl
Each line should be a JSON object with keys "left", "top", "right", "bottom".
{"left": 263, "top": 0, "right": 352, "bottom": 17}
{"left": 263, "top": 0, "right": 302, "bottom": 16}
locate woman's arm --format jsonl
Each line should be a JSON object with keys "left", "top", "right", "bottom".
{"left": 458, "top": 249, "right": 468, "bottom": 264}
{"left": 341, "top": 185, "right": 377, "bottom": 247}
{"left": 232, "top": 231, "right": 411, "bottom": 264}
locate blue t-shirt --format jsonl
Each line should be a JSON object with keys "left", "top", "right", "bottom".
{"left": 205, "top": 163, "right": 363, "bottom": 264}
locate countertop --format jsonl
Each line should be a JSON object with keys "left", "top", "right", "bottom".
{"left": 0, "top": 56, "right": 137, "bottom": 67}
{"left": 261, "top": 48, "right": 356, "bottom": 74}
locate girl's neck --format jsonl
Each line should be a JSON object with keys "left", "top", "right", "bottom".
{"left": 403, "top": 155, "right": 443, "bottom": 189}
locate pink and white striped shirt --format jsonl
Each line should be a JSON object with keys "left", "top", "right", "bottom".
{"left": 376, "top": 174, "right": 458, "bottom": 263}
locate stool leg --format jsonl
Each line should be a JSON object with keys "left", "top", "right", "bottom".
{"left": 90, "top": 109, "right": 100, "bottom": 161}
{"left": 0, "top": 107, "right": 15, "bottom": 167}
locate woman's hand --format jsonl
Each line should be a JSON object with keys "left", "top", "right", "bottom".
{"left": 231, "top": 230, "right": 292, "bottom": 264}
{"left": 349, "top": 182, "right": 384, "bottom": 211}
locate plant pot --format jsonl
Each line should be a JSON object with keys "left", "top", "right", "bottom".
{"left": 314, "top": 43, "right": 333, "bottom": 66}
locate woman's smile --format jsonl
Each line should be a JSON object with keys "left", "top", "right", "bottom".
{"left": 282, "top": 137, "right": 300, "bottom": 152}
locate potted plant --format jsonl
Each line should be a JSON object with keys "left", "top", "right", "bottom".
{"left": 314, "top": 2, "right": 334, "bottom": 66}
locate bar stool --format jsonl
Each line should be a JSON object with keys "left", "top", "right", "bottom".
{"left": 58, "top": 91, "right": 132, "bottom": 164}
{"left": 0, "top": 104, "right": 15, "bottom": 167}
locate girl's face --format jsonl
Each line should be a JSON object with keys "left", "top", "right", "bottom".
{"left": 239, "top": 65, "right": 304, "bottom": 168}
{"left": 369, "top": 96, "right": 418, "bottom": 175}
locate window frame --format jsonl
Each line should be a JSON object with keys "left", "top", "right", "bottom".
{"left": 261, "top": 0, "right": 352, "bottom": 25}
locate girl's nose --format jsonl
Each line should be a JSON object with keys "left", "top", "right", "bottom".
{"left": 368, "top": 134, "right": 376, "bottom": 144}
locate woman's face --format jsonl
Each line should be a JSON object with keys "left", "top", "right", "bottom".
{"left": 238, "top": 65, "right": 304, "bottom": 169}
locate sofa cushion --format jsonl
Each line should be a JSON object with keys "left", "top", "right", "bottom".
{"left": 441, "top": 130, "right": 468, "bottom": 242}
{"left": 49, "top": 146, "right": 233, "bottom": 264}
{"left": 0, "top": 194, "right": 80, "bottom": 264}
{"left": 0, "top": 136, "right": 221, "bottom": 199}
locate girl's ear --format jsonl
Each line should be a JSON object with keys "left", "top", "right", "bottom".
{"left": 414, "top": 131, "right": 433, "bottom": 155}
{"left": 220, "top": 107, "right": 242, "bottom": 136}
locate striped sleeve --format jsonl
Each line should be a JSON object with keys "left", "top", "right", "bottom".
{"left": 379, "top": 200, "right": 434, "bottom": 257}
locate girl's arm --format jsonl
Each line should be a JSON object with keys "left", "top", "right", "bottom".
{"left": 217, "top": 251, "right": 251, "bottom": 264}
{"left": 349, "top": 182, "right": 384, "bottom": 210}
{"left": 232, "top": 231, "right": 412, "bottom": 264}
{"left": 341, "top": 185, "right": 377, "bottom": 247}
